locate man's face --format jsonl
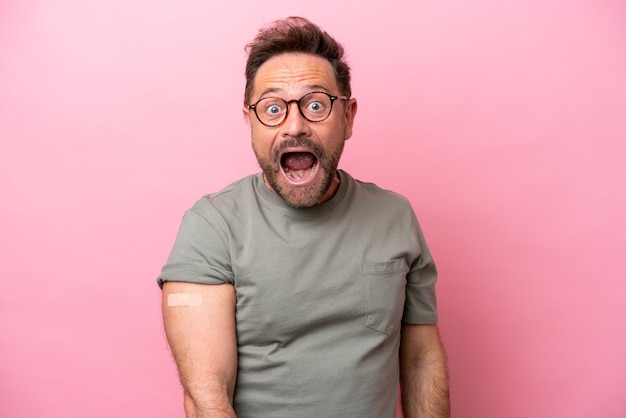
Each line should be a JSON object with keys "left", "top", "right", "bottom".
{"left": 243, "top": 53, "right": 357, "bottom": 208}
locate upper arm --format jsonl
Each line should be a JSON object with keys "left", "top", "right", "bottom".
{"left": 399, "top": 324, "right": 450, "bottom": 417}
{"left": 400, "top": 323, "right": 445, "bottom": 369}
{"left": 162, "top": 281, "right": 237, "bottom": 404}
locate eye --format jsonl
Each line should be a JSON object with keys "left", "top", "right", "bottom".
{"left": 306, "top": 101, "right": 325, "bottom": 113}
{"left": 259, "top": 99, "right": 285, "bottom": 118}
{"left": 267, "top": 104, "right": 282, "bottom": 115}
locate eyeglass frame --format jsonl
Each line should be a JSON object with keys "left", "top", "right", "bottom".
{"left": 247, "top": 91, "right": 349, "bottom": 127}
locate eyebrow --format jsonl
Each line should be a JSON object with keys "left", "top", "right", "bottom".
{"left": 256, "top": 84, "right": 331, "bottom": 100}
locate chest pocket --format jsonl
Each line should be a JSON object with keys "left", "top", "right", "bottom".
{"left": 362, "top": 258, "right": 408, "bottom": 335}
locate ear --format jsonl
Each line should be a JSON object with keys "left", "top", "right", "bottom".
{"left": 342, "top": 98, "right": 358, "bottom": 141}
{"left": 242, "top": 106, "right": 251, "bottom": 129}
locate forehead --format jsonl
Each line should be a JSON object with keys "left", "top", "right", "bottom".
{"left": 251, "top": 53, "right": 338, "bottom": 100}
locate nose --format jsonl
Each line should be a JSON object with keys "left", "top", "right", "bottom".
{"left": 281, "top": 101, "right": 311, "bottom": 137}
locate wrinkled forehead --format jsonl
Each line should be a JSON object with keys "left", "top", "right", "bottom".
{"left": 250, "top": 53, "right": 339, "bottom": 101}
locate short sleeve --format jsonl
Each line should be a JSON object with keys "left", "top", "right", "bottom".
{"left": 157, "top": 205, "right": 234, "bottom": 288}
{"left": 402, "top": 212, "right": 439, "bottom": 324}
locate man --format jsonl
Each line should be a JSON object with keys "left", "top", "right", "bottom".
{"left": 158, "top": 16, "right": 449, "bottom": 418}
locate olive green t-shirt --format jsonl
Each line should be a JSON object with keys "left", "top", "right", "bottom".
{"left": 158, "top": 170, "right": 438, "bottom": 417}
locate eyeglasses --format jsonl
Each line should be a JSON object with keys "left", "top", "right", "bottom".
{"left": 248, "top": 91, "right": 349, "bottom": 127}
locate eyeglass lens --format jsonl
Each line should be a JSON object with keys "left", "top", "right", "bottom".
{"left": 255, "top": 92, "right": 334, "bottom": 126}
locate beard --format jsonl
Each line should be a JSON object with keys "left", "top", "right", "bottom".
{"left": 253, "top": 136, "right": 345, "bottom": 208}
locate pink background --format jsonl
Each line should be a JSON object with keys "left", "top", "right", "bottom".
{"left": 2, "top": 0, "right": 625, "bottom": 417}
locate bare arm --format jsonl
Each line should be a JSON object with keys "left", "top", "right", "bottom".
{"left": 400, "top": 324, "right": 450, "bottom": 418}
{"left": 162, "top": 281, "right": 238, "bottom": 418}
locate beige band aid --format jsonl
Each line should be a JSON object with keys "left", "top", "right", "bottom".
{"left": 168, "top": 293, "right": 203, "bottom": 307}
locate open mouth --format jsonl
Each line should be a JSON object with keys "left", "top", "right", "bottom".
{"left": 280, "top": 151, "right": 319, "bottom": 184}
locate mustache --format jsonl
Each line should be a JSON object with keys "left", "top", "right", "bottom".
{"left": 274, "top": 137, "right": 324, "bottom": 159}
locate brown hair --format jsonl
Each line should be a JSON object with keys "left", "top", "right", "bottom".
{"left": 244, "top": 16, "right": 351, "bottom": 104}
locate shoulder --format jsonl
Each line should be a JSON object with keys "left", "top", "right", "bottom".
{"left": 343, "top": 171, "right": 414, "bottom": 213}
{"left": 189, "top": 174, "right": 259, "bottom": 218}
